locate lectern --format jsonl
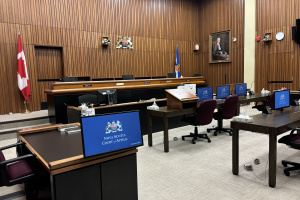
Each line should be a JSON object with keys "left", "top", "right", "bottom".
{"left": 166, "top": 89, "right": 199, "bottom": 110}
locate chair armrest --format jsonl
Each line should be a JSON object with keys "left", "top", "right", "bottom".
{"left": 0, "top": 142, "right": 25, "bottom": 151}
{"left": 0, "top": 154, "right": 35, "bottom": 166}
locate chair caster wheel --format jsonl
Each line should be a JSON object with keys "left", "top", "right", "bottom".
{"left": 192, "top": 139, "right": 196, "bottom": 144}
{"left": 207, "top": 129, "right": 211, "bottom": 133}
{"left": 284, "top": 170, "right": 290, "bottom": 176}
{"left": 214, "top": 132, "right": 218, "bottom": 136}
{"left": 182, "top": 136, "right": 185, "bottom": 141}
{"left": 208, "top": 139, "right": 211, "bottom": 143}
{"left": 282, "top": 161, "right": 287, "bottom": 167}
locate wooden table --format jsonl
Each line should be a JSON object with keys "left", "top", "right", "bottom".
{"left": 231, "top": 106, "right": 300, "bottom": 188}
{"left": 147, "top": 94, "right": 269, "bottom": 153}
{"left": 18, "top": 124, "right": 138, "bottom": 200}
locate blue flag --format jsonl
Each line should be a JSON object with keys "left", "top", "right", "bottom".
{"left": 175, "top": 46, "right": 180, "bottom": 78}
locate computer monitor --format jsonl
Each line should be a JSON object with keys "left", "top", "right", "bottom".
{"left": 274, "top": 90, "right": 290, "bottom": 110}
{"left": 97, "top": 89, "right": 117, "bottom": 105}
{"left": 197, "top": 87, "right": 213, "bottom": 102}
{"left": 80, "top": 111, "right": 143, "bottom": 157}
{"left": 235, "top": 83, "right": 247, "bottom": 96}
{"left": 216, "top": 85, "right": 230, "bottom": 99}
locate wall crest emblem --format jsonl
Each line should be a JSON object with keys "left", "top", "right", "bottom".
{"left": 116, "top": 36, "right": 133, "bottom": 49}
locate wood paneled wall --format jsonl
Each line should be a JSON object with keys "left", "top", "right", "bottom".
{"left": 198, "top": 0, "right": 245, "bottom": 93}
{"left": 255, "top": 0, "right": 300, "bottom": 92}
{"left": 0, "top": 0, "right": 244, "bottom": 115}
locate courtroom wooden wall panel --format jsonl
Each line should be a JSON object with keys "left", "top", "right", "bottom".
{"left": 0, "top": 0, "right": 244, "bottom": 114}
{"left": 255, "top": 0, "right": 300, "bottom": 92}
{"left": 198, "top": 0, "right": 245, "bottom": 92}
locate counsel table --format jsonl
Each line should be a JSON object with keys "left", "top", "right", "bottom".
{"left": 18, "top": 124, "right": 139, "bottom": 200}
{"left": 147, "top": 94, "right": 269, "bottom": 153}
{"left": 231, "top": 106, "right": 300, "bottom": 188}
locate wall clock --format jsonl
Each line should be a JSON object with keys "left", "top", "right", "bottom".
{"left": 276, "top": 32, "right": 284, "bottom": 41}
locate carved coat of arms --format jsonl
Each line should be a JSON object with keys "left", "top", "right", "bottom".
{"left": 116, "top": 36, "right": 133, "bottom": 49}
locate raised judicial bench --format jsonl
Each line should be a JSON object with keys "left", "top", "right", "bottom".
{"left": 46, "top": 77, "right": 206, "bottom": 134}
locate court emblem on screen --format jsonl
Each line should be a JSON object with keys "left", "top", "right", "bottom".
{"left": 280, "top": 94, "right": 285, "bottom": 100}
{"left": 105, "top": 120, "right": 123, "bottom": 134}
{"left": 203, "top": 90, "right": 208, "bottom": 95}
{"left": 239, "top": 86, "right": 243, "bottom": 91}
{"left": 222, "top": 88, "right": 226, "bottom": 93}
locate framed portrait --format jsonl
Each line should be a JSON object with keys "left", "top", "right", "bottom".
{"left": 209, "top": 30, "right": 232, "bottom": 63}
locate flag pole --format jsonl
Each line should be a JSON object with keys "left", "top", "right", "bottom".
{"left": 22, "top": 100, "right": 31, "bottom": 114}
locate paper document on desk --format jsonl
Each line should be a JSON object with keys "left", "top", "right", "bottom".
{"left": 81, "top": 108, "right": 95, "bottom": 116}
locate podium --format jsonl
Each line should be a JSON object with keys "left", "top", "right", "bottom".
{"left": 166, "top": 89, "right": 199, "bottom": 110}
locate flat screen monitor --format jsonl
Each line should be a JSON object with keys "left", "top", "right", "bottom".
{"left": 235, "top": 83, "right": 247, "bottom": 96}
{"left": 197, "top": 87, "right": 213, "bottom": 102}
{"left": 274, "top": 90, "right": 290, "bottom": 110}
{"left": 97, "top": 89, "right": 117, "bottom": 105}
{"left": 216, "top": 85, "right": 230, "bottom": 99}
{"left": 81, "top": 111, "right": 143, "bottom": 157}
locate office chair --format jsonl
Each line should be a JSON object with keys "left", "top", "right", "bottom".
{"left": 78, "top": 94, "right": 98, "bottom": 105}
{"left": 122, "top": 75, "right": 134, "bottom": 80}
{"left": 62, "top": 77, "right": 78, "bottom": 82}
{"left": 182, "top": 99, "right": 217, "bottom": 144}
{"left": 252, "top": 92, "right": 274, "bottom": 113}
{"left": 167, "top": 73, "right": 176, "bottom": 78}
{"left": 207, "top": 95, "right": 239, "bottom": 136}
{"left": 278, "top": 128, "right": 300, "bottom": 176}
{"left": 268, "top": 92, "right": 275, "bottom": 110}
{"left": 0, "top": 142, "right": 40, "bottom": 198}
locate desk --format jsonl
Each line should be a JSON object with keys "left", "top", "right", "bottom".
{"left": 46, "top": 77, "right": 206, "bottom": 124}
{"left": 147, "top": 94, "right": 269, "bottom": 153}
{"left": 18, "top": 125, "right": 138, "bottom": 200}
{"left": 231, "top": 106, "right": 300, "bottom": 188}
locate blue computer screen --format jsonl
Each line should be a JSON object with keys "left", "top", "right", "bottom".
{"left": 235, "top": 83, "right": 247, "bottom": 96}
{"left": 217, "top": 85, "right": 230, "bottom": 99}
{"left": 197, "top": 87, "right": 213, "bottom": 102}
{"left": 274, "top": 90, "right": 290, "bottom": 110}
{"left": 81, "top": 111, "right": 143, "bottom": 157}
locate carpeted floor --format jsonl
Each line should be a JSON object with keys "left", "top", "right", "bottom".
{"left": 1, "top": 105, "right": 300, "bottom": 199}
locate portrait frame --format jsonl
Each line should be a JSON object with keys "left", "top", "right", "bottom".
{"left": 209, "top": 30, "right": 232, "bottom": 63}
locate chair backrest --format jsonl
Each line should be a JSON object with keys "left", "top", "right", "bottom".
{"left": 78, "top": 94, "right": 98, "bottom": 105}
{"left": 122, "top": 75, "right": 134, "bottom": 80}
{"left": 167, "top": 73, "right": 176, "bottom": 78}
{"left": 197, "top": 99, "right": 217, "bottom": 125}
{"left": 62, "top": 77, "right": 78, "bottom": 82}
{"left": 222, "top": 95, "right": 239, "bottom": 119}
{"left": 268, "top": 92, "right": 275, "bottom": 110}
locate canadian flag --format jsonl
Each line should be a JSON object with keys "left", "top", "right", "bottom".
{"left": 17, "top": 34, "right": 31, "bottom": 102}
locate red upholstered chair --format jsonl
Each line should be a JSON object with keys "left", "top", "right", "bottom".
{"left": 182, "top": 99, "right": 217, "bottom": 144}
{"left": 268, "top": 92, "right": 275, "bottom": 110}
{"left": 278, "top": 128, "right": 300, "bottom": 176}
{"left": 207, "top": 95, "right": 239, "bottom": 136}
{"left": 0, "top": 142, "right": 39, "bottom": 198}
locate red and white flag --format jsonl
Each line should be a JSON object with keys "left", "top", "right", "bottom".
{"left": 17, "top": 34, "right": 31, "bottom": 102}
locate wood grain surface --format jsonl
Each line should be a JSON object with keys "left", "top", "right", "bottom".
{"left": 255, "top": 0, "right": 300, "bottom": 92}
{"left": 0, "top": 0, "right": 245, "bottom": 114}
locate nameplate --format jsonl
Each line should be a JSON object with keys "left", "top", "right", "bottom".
{"left": 144, "top": 81, "right": 150, "bottom": 84}
{"left": 116, "top": 83, "right": 125, "bottom": 86}
{"left": 186, "top": 79, "right": 191, "bottom": 82}
{"left": 166, "top": 80, "right": 172, "bottom": 83}
{"left": 83, "top": 84, "right": 92, "bottom": 87}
